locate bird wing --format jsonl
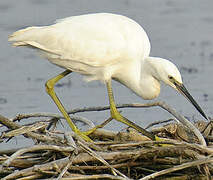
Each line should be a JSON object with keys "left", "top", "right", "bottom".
{"left": 9, "top": 13, "right": 150, "bottom": 67}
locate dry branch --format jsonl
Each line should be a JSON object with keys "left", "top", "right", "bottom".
{"left": 0, "top": 101, "right": 212, "bottom": 179}
{"left": 0, "top": 115, "right": 64, "bottom": 145}
{"left": 10, "top": 102, "right": 207, "bottom": 145}
{"left": 140, "top": 156, "right": 213, "bottom": 180}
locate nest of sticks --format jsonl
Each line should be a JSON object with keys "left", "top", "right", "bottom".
{"left": 0, "top": 101, "right": 213, "bottom": 180}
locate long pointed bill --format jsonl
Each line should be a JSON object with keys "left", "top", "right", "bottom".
{"left": 176, "top": 83, "right": 208, "bottom": 120}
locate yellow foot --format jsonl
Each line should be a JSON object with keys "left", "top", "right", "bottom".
{"left": 82, "top": 117, "right": 114, "bottom": 136}
{"left": 82, "top": 124, "right": 103, "bottom": 136}
{"left": 75, "top": 130, "right": 93, "bottom": 142}
{"left": 154, "top": 135, "right": 173, "bottom": 147}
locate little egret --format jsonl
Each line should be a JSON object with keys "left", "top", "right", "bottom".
{"left": 9, "top": 13, "right": 208, "bottom": 141}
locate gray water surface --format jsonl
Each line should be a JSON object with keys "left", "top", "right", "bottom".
{"left": 0, "top": 0, "right": 213, "bottom": 149}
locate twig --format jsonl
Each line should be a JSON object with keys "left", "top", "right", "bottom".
{"left": 1, "top": 102, "right": 211, "bottom": 179}
{"left": 52, "top": 174, "right": 128, "bottom": 180}
{"left": 140, "top": 156, "right": 213, "bottom": 180}
{"left": 16, "top": 173, "right": 43, "bottom": 180}
{"left": 56, "top": 154, "right": 75, "bottom": 180}
{"left": 1, "top": 157, "right": 70, "bottom": 180}
{"left": 89, "top": 128, "right": 117, "bottom": 140}
{"left": 9, "top": 101, "right": 206, "bottom": 145}
{"left": 77, "top": 141, "right": 130, "bottom": 179}
{"left": 154, "top": 101, "right": 207, "bottom": 146}
{"left": 145, "top": 118, "right": 175, "bottom": 129}
{"left": 108, "top": 139, "right": 213, "bottom": 155}
{"left": 0, "top": 115, "right": 64, "bottom": 145}
{"left": 64, "top": 132, "right": 78, "bottom": 150}
{"left": 2, "top": 145, "right": 75, "bottom": 167}
{"left": 2, "top": 122, "right": 47, "bottom": 138}
{"left": 68, "top": 162, "right": 144, "bottom": 171}
{"left": 13, "top": 114, "right": 95, "bottom": 129}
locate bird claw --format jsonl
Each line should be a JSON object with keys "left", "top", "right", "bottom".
{"left": 74, "top": 130, "right": 93, "bottom": 142}
{"left": 82, "top": 124, "right": 103, "bottom": 136}
{"left": 154, "top": 135, "right": 173, "bottom": 147}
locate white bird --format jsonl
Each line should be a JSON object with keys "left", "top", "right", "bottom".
{"left": 8, "top": 13, "right": 207, "bottom": 141}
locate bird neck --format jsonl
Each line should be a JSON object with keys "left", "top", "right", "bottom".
{"left": 112, "top": 59, "right": 142, "bottom": 96}
{"left": 138, "top": 57, "right": 161, "bottom": 99}
{"left": 143, "top": 57, "right": 167, "bottom": 82}
{"left": 112, "top": 57, "right": 161, "bottom": 100}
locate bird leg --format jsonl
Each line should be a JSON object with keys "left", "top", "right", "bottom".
{"left": 84, "top": 80, "right": 156, "bottom": 140}
{"left": 106, "top": 80, "right": 156, "bottom": 140}
{"left": 45, "top": 69, "right": 92, "bottom": 142}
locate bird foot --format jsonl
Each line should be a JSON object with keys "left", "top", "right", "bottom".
{"left": 74, "top": 130, "right": 93, "bottom": 142}
{"left": 154, "top": 135, "right": 173, "bottom": 147}
{"left": 82, "top": 124, "right": 103, "bottom": 136}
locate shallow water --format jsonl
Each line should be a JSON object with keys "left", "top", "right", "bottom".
{"left": 0, "top": 0, "right": 213, "bottom": 149}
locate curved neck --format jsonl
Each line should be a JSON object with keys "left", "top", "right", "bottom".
{"left": 112, "top": 59, "right": 142, "bottom": 95}
{"left": 112, "top": 57, "right": 161, "bottom": 100}
{"left": 139, "top": 57, "right": 161, "bottom": 99}
{"left": 142, "top": 57, "right": 164, "bottom": 81}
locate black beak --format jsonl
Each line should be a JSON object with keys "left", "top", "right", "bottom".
{"left": 176, "top": 83, "right": 208, "bottom": 120}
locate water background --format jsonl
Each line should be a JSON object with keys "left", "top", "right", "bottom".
{"left": 0, "top": 0, "right": 213, "bottom": 150}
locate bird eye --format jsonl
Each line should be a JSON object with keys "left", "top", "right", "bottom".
{"left": 168, "top": 75, "right": 173, "bottom": 80}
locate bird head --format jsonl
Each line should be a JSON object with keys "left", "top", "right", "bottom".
{"left": 148, "top": 57, "right": 208, "bottom": 120}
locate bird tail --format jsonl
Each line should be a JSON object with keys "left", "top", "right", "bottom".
{"left": 8, "top": 27, "right": 40, "bottom": 46}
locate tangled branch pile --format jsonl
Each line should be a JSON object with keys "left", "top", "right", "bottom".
{"left": 0, "top": 102, "right": 213, "bottom": 179}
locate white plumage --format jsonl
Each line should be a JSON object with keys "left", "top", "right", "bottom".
{"left": 9, "top": 14, "right": 149, "bottom": 79}
{"left": 8, "top": 13, "right": 207, "bottom": 140}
